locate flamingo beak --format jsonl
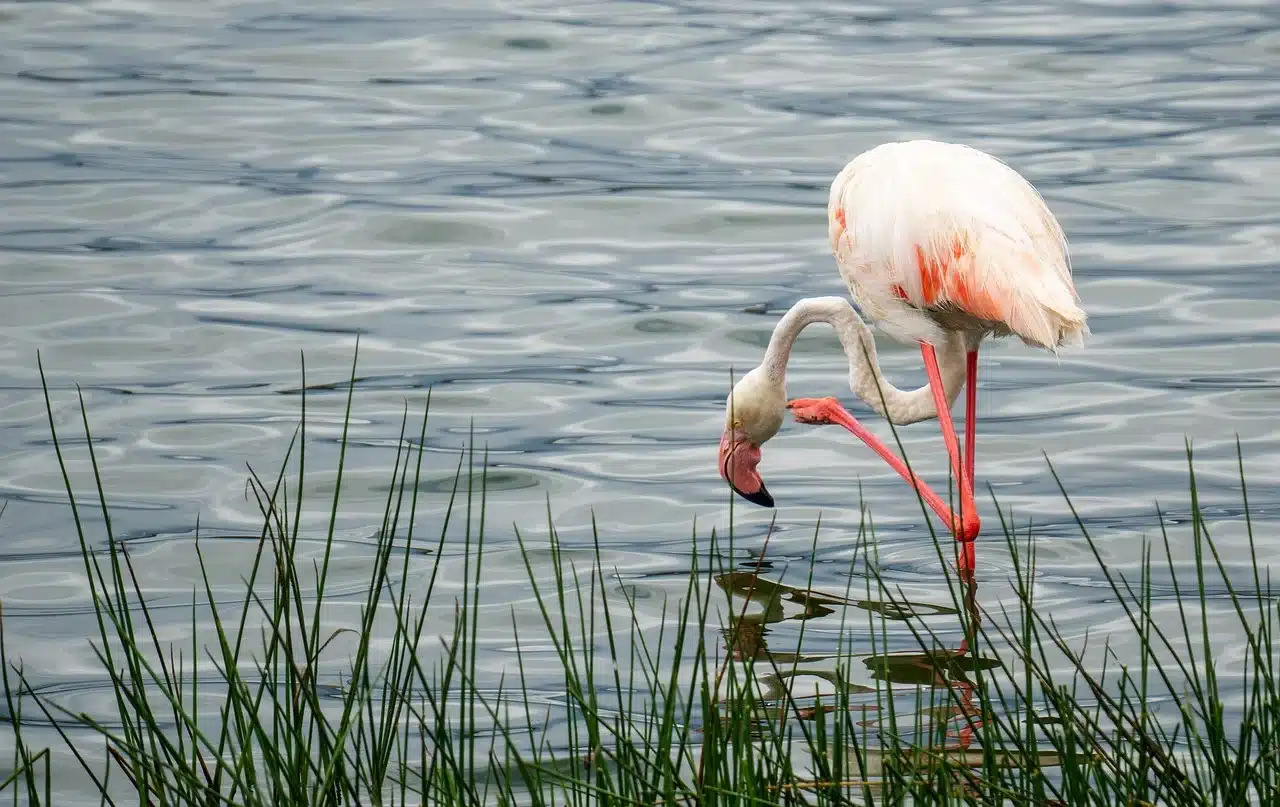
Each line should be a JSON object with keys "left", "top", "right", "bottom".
{"left": 718, "top": 428, "right": 774, "bottom": 508}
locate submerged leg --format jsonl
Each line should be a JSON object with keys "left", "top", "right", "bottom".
{"left": 786, "top": 396, "right": 965, "bottom": 541}
{"left": 921, "top": 343, "right": 979, "bottom": 570}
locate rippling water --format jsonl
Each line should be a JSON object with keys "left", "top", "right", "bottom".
{"left": 2, "top": 0, "right": 1280, "bottom": 798}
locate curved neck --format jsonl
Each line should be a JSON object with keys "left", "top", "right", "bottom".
{"left": 761, "top": 296, "right": 966, "bottom": 425}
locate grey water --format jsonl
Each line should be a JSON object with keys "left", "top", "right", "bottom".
{"left": 2, "top": 0, "right": 1279, "bottom": 798}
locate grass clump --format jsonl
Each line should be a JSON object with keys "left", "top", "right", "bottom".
{"left": 0, "top": 349, "right": 1274, "bottom": 806}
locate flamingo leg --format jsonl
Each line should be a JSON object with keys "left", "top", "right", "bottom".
{"left": 786, "top": 398, "right": 963, "bottom": 542}
{"left": 964, "top": 350, "right": 978, "bottom": 489}
{"left": 921, "top": 343, "right": 979, "bottom": 569}
{"left": 949, "top": 574, "right": 982, "bottom": 747}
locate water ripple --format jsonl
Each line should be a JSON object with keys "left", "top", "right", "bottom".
{"left": 1, "top": 0, "right": 1278, "bottom": 795}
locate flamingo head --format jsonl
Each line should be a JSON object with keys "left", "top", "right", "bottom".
{"left": 718, "top": 368, "right": 785, "bottom": 508}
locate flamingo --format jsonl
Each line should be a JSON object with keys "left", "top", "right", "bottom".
{"left": 717, "top": 140, "right": 1087, "bottom": 571}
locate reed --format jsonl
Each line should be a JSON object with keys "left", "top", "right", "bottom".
{"left": 2, "top": 350, "right": 1273, "bottom": 806}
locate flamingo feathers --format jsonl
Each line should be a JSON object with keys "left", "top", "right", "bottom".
{"left": 828, "top": 140, "right": 1087, "bottom": 351}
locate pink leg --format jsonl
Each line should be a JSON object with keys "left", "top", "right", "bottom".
{"left": 921, "top": 344, "right": 980, "bottom": 569}
{"left": 787, "top": 397, "right": 965, "bottom": 544}
{"left": 965, "top": 350, "right": 978, "bottom": 489}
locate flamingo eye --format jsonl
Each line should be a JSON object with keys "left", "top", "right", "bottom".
{"left": 732, "top": 418, "right": 743, "bottom": 429}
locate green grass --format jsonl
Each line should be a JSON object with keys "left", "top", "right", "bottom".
{"left": 1, "top": 348, "right": 1275, "bottom": 806}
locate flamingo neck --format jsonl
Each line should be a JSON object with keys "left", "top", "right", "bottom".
{"left": 760, "top": 296, "right": 966, "bottom": 425}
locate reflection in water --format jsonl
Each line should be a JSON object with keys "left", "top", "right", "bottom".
{"left": 714, "top": 562, "right": 1008, "bottom": 762}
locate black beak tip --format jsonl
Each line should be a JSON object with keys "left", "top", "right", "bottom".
{"left": 733, "top": 484, "right": 774, "bottom": 508}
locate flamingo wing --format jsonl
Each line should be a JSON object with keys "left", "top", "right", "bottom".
{"left": 829, "top": 140, "right": 1087, "bottom": 350}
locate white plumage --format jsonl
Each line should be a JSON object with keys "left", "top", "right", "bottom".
{"left": 827, "top": 140, "right": 1087, "bottom": 350}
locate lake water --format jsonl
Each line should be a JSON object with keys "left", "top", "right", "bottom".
{"left": 2, "top": 0, "right": 1279, "bottom": 799}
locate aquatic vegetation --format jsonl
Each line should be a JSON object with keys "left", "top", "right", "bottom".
{"left": 0, "top": 350, "right": 1274, "bottom": 806}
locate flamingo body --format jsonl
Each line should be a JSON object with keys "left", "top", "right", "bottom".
{"left": 827, "top": 140, "right": 1086, "bottom": 351}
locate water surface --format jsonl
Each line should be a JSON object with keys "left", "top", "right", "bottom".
{"left": 2, "top": 0, "right": 1279, "bottom": 797}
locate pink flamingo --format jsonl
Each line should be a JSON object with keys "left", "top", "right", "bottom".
{"left": 717, "top": 140, "right": 1087, "bottom": 571}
